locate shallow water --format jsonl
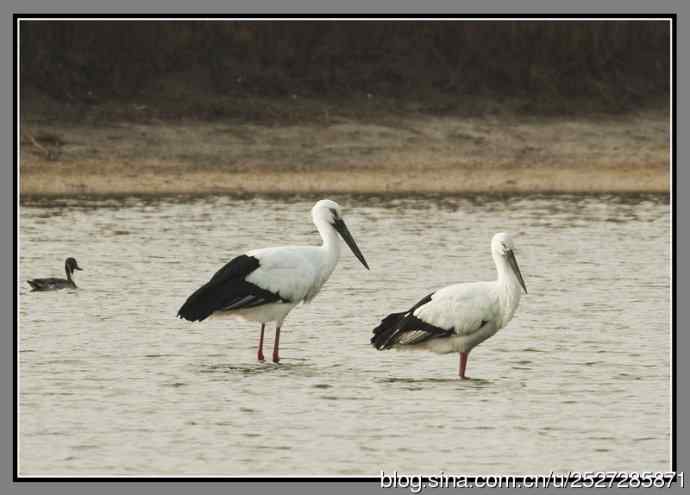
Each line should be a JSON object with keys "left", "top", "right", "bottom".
{"left": 18, "top": 193, "right": 671, "bottom": 476}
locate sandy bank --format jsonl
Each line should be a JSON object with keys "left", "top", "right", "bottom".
{"left": 20, "top": 107, "right": 670, "bottom": 195}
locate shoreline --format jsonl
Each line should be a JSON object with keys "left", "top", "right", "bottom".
{"left": 20, "top": 105, "right": 670, "bottom": 196}
{"left": 20, "top": 162, "right": 669, "bottom": 196}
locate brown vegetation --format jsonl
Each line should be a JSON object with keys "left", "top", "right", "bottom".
{"left": 20, "top": 98, "right": 669, "bottom": 195}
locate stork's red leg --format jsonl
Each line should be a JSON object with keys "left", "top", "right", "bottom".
{"left": 257, "top": 323, "right": 266, "bottom": 362}
{"left": 459, "top": 352, "right": 469, "bottom": 379}
{"left": 272, "top": 325, "right": 281, "bottom": 363}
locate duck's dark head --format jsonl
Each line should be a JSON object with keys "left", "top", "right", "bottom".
{"left": 65, "top": 257, "right": 83, "bottom": 276}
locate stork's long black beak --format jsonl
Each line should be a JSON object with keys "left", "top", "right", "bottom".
{"left": 333, "top": 218, "right": 369, "bottom": 270}
{"left": 507, "top": 250, "right": 527, "bottom": 294}
{"left": 75, "top": 265, "right": 83, "bottom": 271}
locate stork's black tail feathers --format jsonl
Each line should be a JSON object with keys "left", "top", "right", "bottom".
{"left": 177, "top": 282, "right": 225, "bottom": 322}
{"left": 177, "top": 254, "right": 285, "bottom": 322}
{"left": 371, "top": 293, "right": 434, "bottom": 349}
{"left": 371, "top": 311, "right": 407, "bottom": 349}
{"left": 371, "top": 292, "right": 453, "bottom": 350}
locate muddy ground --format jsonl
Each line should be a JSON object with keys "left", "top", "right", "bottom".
{"left": 20, "top": 87, "right": 670, "bottom": 196}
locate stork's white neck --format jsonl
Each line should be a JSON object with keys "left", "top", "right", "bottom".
{"left": 299, "top": 215, "right": 341, "bottom": 302}
{"left": 314, "top": 216, "right": 341, "bottom": 261}
{"left": 492, "top": 251, "right": 523, "bottom": 327}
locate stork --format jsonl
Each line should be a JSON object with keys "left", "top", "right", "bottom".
{"left": 177, "top": 199, "right": 369, "bottom": 363}
{"left": 371, "top": 233, "right": 527, "bottom": 378}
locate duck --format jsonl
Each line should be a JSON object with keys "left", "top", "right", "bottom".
{"left": 27, "top": 257, "right": 83, "bottom": 291}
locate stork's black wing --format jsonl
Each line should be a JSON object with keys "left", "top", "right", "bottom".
{"left": 177, "top": 255, "right": 288, "bottom": 322}
{"left": 371, "top": 292, "right": 454, "bottom": 349}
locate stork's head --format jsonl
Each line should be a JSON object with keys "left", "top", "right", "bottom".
{"left": 312, "top": 199, "right": 342, "bottom": 225}
{"left": 491, "top": 232, "right": 516, "bottom": 256}
{"left": 491, "top": 233, "right": 527, "bottom": 293}
{"left": 312, "top": 199, "right": 369, "bottom": 270}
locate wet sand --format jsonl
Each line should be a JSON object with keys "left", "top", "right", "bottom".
{"left": 20, "top": 103, "right": 670, "bottom": 195}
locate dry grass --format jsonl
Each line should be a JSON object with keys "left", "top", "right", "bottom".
{"left": 20, "top": 102, "right": 669, "bottom": 195}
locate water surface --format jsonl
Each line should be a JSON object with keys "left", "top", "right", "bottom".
{"left": 19, "top": 193, "right": 671, "bottom": 475}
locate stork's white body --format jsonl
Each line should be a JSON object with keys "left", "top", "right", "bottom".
{"left": 371, "top": 232, "right": 526, "bottom": 378}
{"left": 178, "top": 199, "right": 369, "bottom": 363}
{"left": 402, "top": 276, "right": 522, "bottom": 354}
{"left": 214, "top": 243, "right": 341, "bottom": 324}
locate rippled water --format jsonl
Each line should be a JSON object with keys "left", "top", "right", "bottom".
{"left": 18, "top": 193, "right": 670, "bottom": 476}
